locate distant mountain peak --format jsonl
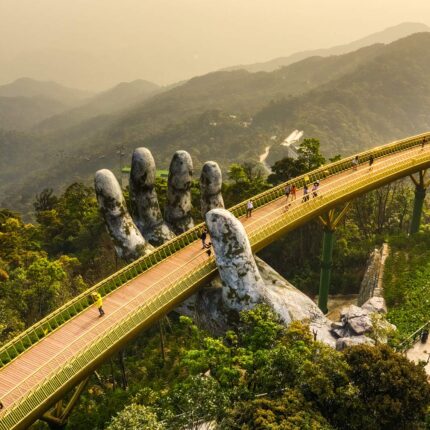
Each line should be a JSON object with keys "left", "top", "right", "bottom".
{"left": 0, "top": 77, "right": 93, "bottom": 105}
{"left": 223, "top": 22, "right": 430, "bottom": 74}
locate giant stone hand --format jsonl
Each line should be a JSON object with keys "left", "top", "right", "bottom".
{"left": 95, "top": 148, "right": 336, "bottom": 345}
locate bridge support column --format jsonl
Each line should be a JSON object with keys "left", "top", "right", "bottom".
{"left": 41, "top": 377, "right": 90, "bottom": 428}
{"left": 409, "top": 170, "right": 428, "bottom": 234}
{"left": 317, "top": 203, "right": 351, "bottom": 314}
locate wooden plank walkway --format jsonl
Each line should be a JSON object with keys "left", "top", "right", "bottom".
{"left": 0, "top": 144, "right": 428, "bottom": 414}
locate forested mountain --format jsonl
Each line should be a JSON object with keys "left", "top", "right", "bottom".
{"left": 36, "top": 79, "right": 161, "bottom": 132}
{"left": 0, "top": 78, "right": 93, "bottom": 130}
{"left": 0, "top": 96, "right": 67, "bottom": 130}
{"left": 254, "top": 32, "right": 430, "bottom": 156}
{"left": 223, "top": 22, "right": 430, "bottom": 73}
{"left": 2, "top": 33, "right": 430, "bottom": 215}
{"left": 0, "top": 77, "right": 92, "bottom": 105}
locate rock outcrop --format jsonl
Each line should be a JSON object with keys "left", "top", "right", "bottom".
{"left": 165, "top": 151, "right": 195, "bottom": 234}
{"left": 331, "top": 297, "right": 395, "bottom": 350}
{"left": 129, "top": 148, "right": 175, "bottom": 246}
{"left": 200, "top": 161, "right": 224, "bottom": 217}
{"left": 94, "top": 169, "right": 154, "bottom": 261}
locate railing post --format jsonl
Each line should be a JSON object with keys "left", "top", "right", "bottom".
{"left": 409, "top": 170, "right": 428, "bottom": 234}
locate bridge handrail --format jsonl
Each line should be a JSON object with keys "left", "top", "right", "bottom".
{"left": 0, "top": 131, "right": 428, "bottom": 369}
{"left": 1, "top": 139, "right": 430, "bottom": 429}
{"left": 395, "top": 320, "right": 430, "bottom": 352}
{"left": 0, "top": 252, "right": 217, "bottom": 429}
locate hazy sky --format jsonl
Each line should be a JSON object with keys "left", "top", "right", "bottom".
{"left": 1, "top": 0, "right": 429, "bottom": 91}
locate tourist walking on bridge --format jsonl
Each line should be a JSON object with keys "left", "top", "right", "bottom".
{"left": 291, "top": 184, "right": 297, "bottom": 200}
{"left": 369, "top": 154, "right": 374, "bottom": 171}
{"left": 246, "top": 200, "right": 254, "bottom": 218}
{"left": 285, "top": 183, "right": 291, "bottom": 201}
{"left": 92, "top": 292, "right": 105, "bottom": 317}
{"left": 312, "top": 181, "right": 319, "bottom": 197}
{"left": 201, "top": 227, "right": 208, "bottom": 249}
{"left": 302, "top": 184, "right": 309, "bottom": 202}
{"left": 352, "top": 155, "right": 359, "bottom": 171}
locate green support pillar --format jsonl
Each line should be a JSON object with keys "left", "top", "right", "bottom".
{"left": 317, "top": 203, "right": 351, "bottom": 314}
{"left": 410, "top": 185, "right": 426, "bottom": 234}
{"left": 318, "top": 227, "right": 335, "bottom": 314}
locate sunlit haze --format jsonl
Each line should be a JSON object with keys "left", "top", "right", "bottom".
{"left": 0, "top": 0, "right": 430, "bottom": 90}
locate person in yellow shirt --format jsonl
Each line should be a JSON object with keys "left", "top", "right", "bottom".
{"left": 92, "top": 292, "right": 105, "bottom": 317}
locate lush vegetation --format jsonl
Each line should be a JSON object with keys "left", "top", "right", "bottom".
{"left": 384, "top": 230, "right": 430, "bottom": 337}
{"left": 28, "top": 306, "right": 430, "bottom": 430}
{"left": 0, "top": 184, "right": 116, "bottom": 341}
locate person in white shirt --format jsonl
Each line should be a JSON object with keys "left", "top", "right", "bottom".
{"left": 246, "top": 200, "right": 254, "bottom": 218}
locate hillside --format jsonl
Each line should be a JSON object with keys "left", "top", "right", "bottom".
{"left": 104, "top": 43, "right": 385, "bottom": 140}
{"left": 2, "top": 33, "right": 430, "bottom": 214}
{"left": 36, "top": 79, "right": 161, "bottom": 132}
{"left": 0, "top": 96, "right": 67, "bottom": 130}
{"left": 254, "top": 32, "right": 430, "bottom": 156}
{"left": 0, "top": 77, "right": 92, "bottom": 106}
{"left": 0, "top": 78, "right": 94, "bottom": 130}
{"left": 224, "top": 22, "right": 430, "bottom": 73}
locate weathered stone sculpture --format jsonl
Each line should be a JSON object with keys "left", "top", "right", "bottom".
{"left": 200, "top": 161, "right": 224, "bottom": 217}
{"left": 205, "top": 208, "right": 263, "bottom": 310}
{"left": 164, "top": 150, "right": 194, "bottom": 234}
{"left": 94, "top": 169, "right": 154, "bottom": 262}
{"left": 96, "top": 148, "right": 391, "bottom": 350}
{"left": 129, "top": 148, "right": 175, "bottom": 246}
{"left": 205, "top": 208, "right": 334, "bottom": 344}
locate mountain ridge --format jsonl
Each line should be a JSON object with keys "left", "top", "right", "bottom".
{"left": 0, "top": 77, "right": 92, "bottom": 106}
{"left": 222, "top": 22, "right": 430, "bottom": 74}
{"left": 36, "top": 79, "right": 161, "bottom": 133}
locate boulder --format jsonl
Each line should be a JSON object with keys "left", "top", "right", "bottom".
{"left": 341, "top": 305, "right": 372, "bottom": 335}
{"left": 361, "top": 296, "right": 387, "bottom": 314}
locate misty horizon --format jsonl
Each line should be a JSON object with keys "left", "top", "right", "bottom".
{"left": 1, "top": 0, "right": 430, "bottom": 91}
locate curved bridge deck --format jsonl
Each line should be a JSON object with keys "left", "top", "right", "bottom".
{"left": 0, "top": 134, "right": 429, "bottom": 429}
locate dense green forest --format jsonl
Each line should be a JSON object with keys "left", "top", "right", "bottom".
{"left": 2, "top": 33, "right": 430, "bottom": 215}
{"left": 384, "top": 232, "right": 430, "bottom": 337}
{"left": 48, "top": 308, "right": 429, "bottom": 430}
